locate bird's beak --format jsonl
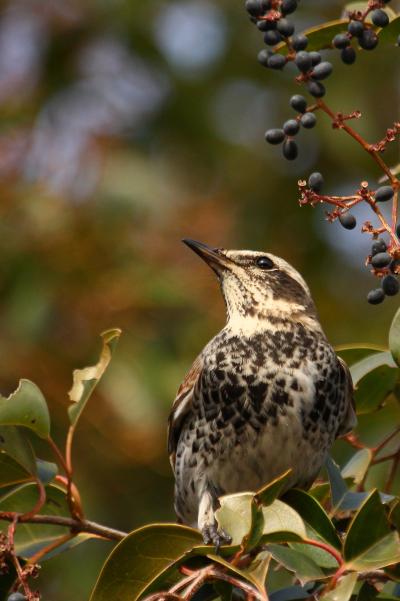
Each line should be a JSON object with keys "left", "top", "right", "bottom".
{"left": 182, "top": 239, "right": 232, "bottom": 274}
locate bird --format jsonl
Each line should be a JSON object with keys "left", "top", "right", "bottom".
{"left": 168, "top": 239, "right": 356, "bottom": 547}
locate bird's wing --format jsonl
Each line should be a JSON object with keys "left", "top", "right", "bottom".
{"left": 336, "top": 356, "right": 357, "bottom": 437}
{"left": 168, "top": 354, "right": 203, "bottom": 471}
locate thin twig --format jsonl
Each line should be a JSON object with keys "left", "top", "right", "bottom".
{"left": 0, "top": 512, "right": 127, "bottom": 541}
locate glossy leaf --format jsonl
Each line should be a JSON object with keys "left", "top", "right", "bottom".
{"left": 90, "top": 524, "right": 202, "bottom": 601}
{"left": 341, "top": 449, "right": 372, "bottom": 485}
{"left": 0, "top": 483, "right": 91, "bottom": 559}
{"left": 336, "top": 345, "right": 385, "bottom": 366}
{"left": 243, "top": 551, "right": 271, "bottom": 590}
{"left": 0, "top": 452, "right": 32, "bottom": 487}
{"left": 207, "top": 552, "right": 266, "bottom": 593}
{"left": 339, "top": 491, "right": 394, "bottom": 512}
{"left": 389, "top": 307, "right": 400, "bottom": 367}
{"left": 290, "top": 539, "right": 338, "bottom": 569}
{"left": 354, "top": 366, "right": 398, "bottom": 414}
{"left": 344, "top": 490, "right": 390, "bottom": 561}
{"left": 347, "top": 532, "right": 400, "bottom": 571}
{"left": 254, "top": 469, "right": 292, "bottom": 507}
{"left": 216, "top": 492, "right": 253, "bottom": 546}
{"left": 350, "top": 352, "right": 397, "bottom": 386}
{"left": 283, "top": 489, "right": 341, "bottom": 550}
{"left": 325, "top": 455, "right": 348, "bottom": 509}
{"left": 269, "top": 585, "right": 314, "bottom": 601}
{"left": 0, "top": 380, "right": 50, "bottom": 438}
{"left": 68, "top": 328, "right": 121, "bottom": 426}
{"left": 267, "top": 544, "right": 325, "bottom": 583}
{"left": 217, "top": 493, "right": 306, "bottom": 547}
{"left": 379, "top": 15, "right": 400, "bottom": 44}
{"left": 321, "top": 573, "right": 357, "bottom": 601}
{"left": 0, "top": 426, "right": 36, "bottom": 475}
{"left": 261, "top": 499, "right": 306, "bottom": 543}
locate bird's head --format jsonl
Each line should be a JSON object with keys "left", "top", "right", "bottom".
{"left": 183, "top": 239, "right": 318, "bottom": 330}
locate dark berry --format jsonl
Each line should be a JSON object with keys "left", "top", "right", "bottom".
{"left": 339, "top": 213, "right": 357, "bottom": 230}
{"left": 307, "top": 80, "right": 326, "bottom": 98}
{"left": 282, "top": 139, "right": 298, "bottom": 160}
{"left": 300, "top": 112, "right": 317, "bottom": 128}
{"left": 267, "top": 53, "right": 287, "bottom": 69}
{"left": 291, "top": 34, "right": 308, "bottom": 51}
{"left": 382, "top": 274, "right": 399, "bottom": 296}
{"left": 333, "top": 33, "right": 350, "bottom": 49}
{"left": 371, "top": 238, "right": 387, "bottom": 255}
{"left": 311, "top": 61, "right": 333, "bottom": 80}
{"left": 281, "top": 0, "right": 298, "bottom": 15}
{"left": 265, "top": 128, "right": 285, "bottom": 144}
{"left": 258, "top": 49, "right": 272, "bottom": 66}
{"left": 375, "top": 185, "right": 394, "bottom": 202}
{"left": 264, "top": 30, "right": 282, "bottom": 45}
{"left": 371, "top": 252, "right": 392, "bottom": 268}
{"left": 308, "top": 172, "right": 324, "bottom": 192}
{"left": 277, "top": 18, "right": 295, "bottom": 37}
{"left": 390, "top": 258, "right": 400, "bottom": 274}
{"left": 348, "top": 20, "right": 364, "bottom": 37}
{"left": 367, "top": 288, "right": 385, "bottom": 304}
{"left": 295, "top": 51, "right": 312, "bottom": 72}
{"left": 283, "top": 119, "right": 300, "bottom": 136}
{"left": 309, "top": 51, "right": 322, "bottom": 66}
{"left": 257, "top": 19, "right": 271, "bottom": 31}
{"left": 246, "top": 0, "right": 270, "bottom": 16}
{"left": 371, "top": 9, "right": 389, "bottom": 28}
{"left": 341, "top": 46, "right": 356, "bottom": 64}
{"left": 290, "top": 94, "right": 307, "bottom": 113}
{"left": 359, "top": 29, "right": 379, "bottom": 50}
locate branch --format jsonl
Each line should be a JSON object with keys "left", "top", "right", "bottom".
{"left": 0, "top": 513, "right": 127, "bottom": 542}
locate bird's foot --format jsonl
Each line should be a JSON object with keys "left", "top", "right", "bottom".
{"left": 202, "top": 524, "right": 232, "bottom": 553}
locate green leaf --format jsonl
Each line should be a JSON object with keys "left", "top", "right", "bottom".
{"left": 347, "top": 532, "right": 400, "bottom": 571}
{"left": 90, "top": 524, "right": 202, "bottom": 601}
{"left": 378, "top": 14, "right": 400, "bottom": 44}
{"left": 336, "top": 345, "right": 386, "bottom": 367}
{"left": 0, "top": 483, "right": 92, "bottom": 559}
{"left": 321, "top": 573, "right": 358, "bottom": 601}
{"left": 243, "top": 551, "right": 271, "bottom": 590}
{"left": 0, "top": 426, "right": 37, "bottom": 475}
{"left": 354, "top": 366, "right": 398, "bottom": 414}
{"left": 0, "top": 452, "right": 32, "bottom": 487}
{"left": 216, "top": 492, "right": 253, "bottom": 546}
{"left": 325, "top": 455, "right": 348, "bottom": 509}
{"left": 261, "top": 500, "right": 306, "bottom": 543}
{"left": 389, "top": 308, "right": 400, "bottom": 367}
{"left": 341, "top": 449, "right": 372, "bottom": 485}
{"left": 0, "top": 380, "right": 50, "bottom": 438}
{"left": 350, "top": 352, "right": 397, "bottom": 386}
{"left": 207, "top": 552, "right": 267, "bottom": 593}
{"left": 267, "top": 545, "right": 325, "bottom": 583}
{"left": 217, "top": 494, "right": 306, "bottom": 547}
{"left": 254, "top": 469, "right": 293, "bottom": 507}
{"left": 290, "top": 539, "right": 338, "bottom": 569}
{"left": 68, "top": 329, "right": 121, "bottom": 426}
{"left": 344, "top": 490, "right": 391, "bottom": 561}
{"left": 269, "top": 585, "right": 314, "bottom": 601}
{"left": 283, "top": 489, "right": 341, "bottom": 550}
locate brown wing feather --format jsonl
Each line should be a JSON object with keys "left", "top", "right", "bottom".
{"left": 168, "top": 354, "right": 203, "bottom": 471}
{"left": 336, "top": 356, "right": 357, "bottom": 437}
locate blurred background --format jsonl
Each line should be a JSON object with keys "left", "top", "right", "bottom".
{"left": 0, "top": 0, "right": 399, "bottom": 597}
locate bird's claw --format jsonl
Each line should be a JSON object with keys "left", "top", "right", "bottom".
{"left": 202, "top": 524, "right": 232, "bottom": 553}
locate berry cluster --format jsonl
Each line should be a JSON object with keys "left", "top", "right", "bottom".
{"left": 246, "top": 0, "right": 400, "bottom": 304}
{"left": 299, "top": 175, "right": 400, "bottom": 304}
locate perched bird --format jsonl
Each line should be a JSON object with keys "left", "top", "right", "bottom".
{"left": 168, "top": 240, "right": 356, "bottom": 546}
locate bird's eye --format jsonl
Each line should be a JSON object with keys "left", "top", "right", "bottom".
{"left": 256, "top": 256, "right": 274, "bottom": 270}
